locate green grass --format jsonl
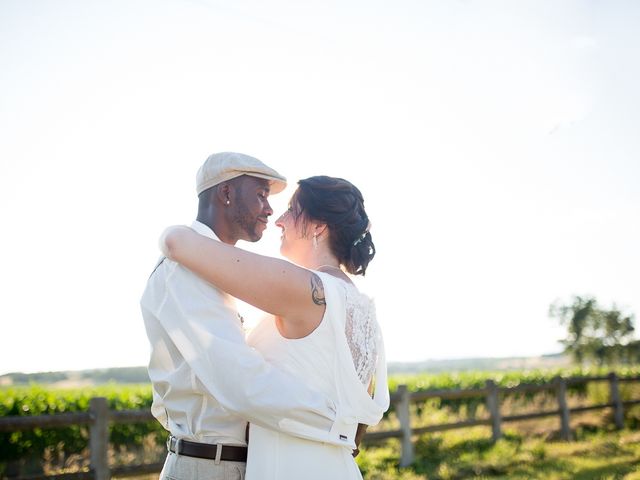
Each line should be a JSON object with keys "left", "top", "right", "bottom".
{"left": 357, "top": 428, "right": 640, "bottom": 479}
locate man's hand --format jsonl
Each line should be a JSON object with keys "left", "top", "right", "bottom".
{"left": 352, "top": 423, "right": 368, "bottom": 457}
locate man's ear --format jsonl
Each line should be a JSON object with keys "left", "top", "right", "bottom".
{"left": 216, "top": 183, "right": 232, "bottom": 206}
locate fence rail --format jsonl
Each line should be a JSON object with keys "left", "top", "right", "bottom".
{"left": 1, "top": 373, "right": 639, "bottom": 477}
{"left": 366, "top": 373, "right": 640, "bottom": 466}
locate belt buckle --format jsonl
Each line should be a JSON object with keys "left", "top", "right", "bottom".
{"left": 166, "top": 435, "right": 173, "bottom": 452}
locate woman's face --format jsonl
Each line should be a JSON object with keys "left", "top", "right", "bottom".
{"left": 275, "top": 201, "right": 308, "bottom": 264}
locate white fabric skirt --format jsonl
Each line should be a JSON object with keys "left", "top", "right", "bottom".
{"left": 245, "top": 424, "right": 362, "bottom": 480}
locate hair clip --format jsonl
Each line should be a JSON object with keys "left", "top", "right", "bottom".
{"left": 352, "top": 220, "right": 372, "bottom": 246}
{"left": 353, "top": 233, "right": 366, "bottom": 246}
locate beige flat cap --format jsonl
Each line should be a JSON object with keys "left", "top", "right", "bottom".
{"left": 196, "top": 152, "right": 287, "bottom": 195}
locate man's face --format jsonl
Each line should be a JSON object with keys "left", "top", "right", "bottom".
{"left": 230, "top": 176, "right": 273, "bottom": 242}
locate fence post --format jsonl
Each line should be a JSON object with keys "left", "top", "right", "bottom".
{"left": 90, "top": 397, "right": 110, "bottom": 480}
{"left": 608, "top": 372, "right": 625, "bottom": 429}
{"left": 397, "top": 384, "right": 414, "bottom": 467}
{"left": 554, "top": 377, "right": 572, "bottom": 441}
{"left": 485, "top": 380, "right": 502, "bottom": 441}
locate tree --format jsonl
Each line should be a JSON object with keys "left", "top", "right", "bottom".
{"left": 549, "top": 295, "right": 637, "bottom": 366}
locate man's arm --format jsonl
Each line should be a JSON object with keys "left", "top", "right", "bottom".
{"left": 352, "top": 423, "right": 368, "bottom": 457}
{"left": 144, "top": 262, "right": 355, "bottom": 446}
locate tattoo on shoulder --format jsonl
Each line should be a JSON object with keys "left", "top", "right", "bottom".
{"left": 310, "top": 273, "right": 326, "bottom": 306}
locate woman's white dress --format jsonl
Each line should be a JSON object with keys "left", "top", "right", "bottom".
{"left": 245, "top": 271, "right": 389, "bottom": 480}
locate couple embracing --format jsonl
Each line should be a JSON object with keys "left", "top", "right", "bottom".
{"left": 141, "top": 152, "right": 389, "bottom": 479}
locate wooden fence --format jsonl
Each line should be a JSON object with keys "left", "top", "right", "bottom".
{"left": 1, "top": 373, "right": 639, "bottom": 478}
{"left": 369, "top": 373, "right": 640, "bottom": 466}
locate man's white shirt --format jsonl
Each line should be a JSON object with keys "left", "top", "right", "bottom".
{"left": 140, "top": 221, "right": 357, "bottom": 447}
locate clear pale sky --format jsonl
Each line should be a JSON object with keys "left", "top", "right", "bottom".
{"left": 1, "top": 0, "right": 639, "bottom": 375}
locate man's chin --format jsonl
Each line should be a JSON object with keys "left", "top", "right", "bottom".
{"left": 238, "top": 222, "right": 266, "bottom": 242}
{"left": 244, "top": 230, "right": 263, "bottom": 243}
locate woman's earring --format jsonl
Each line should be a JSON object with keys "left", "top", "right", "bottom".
{"left": 226, "top": 200, "right": 230, "bottom": 205}
{"left": 313, "top": 233, "right": 318, "bottom": 249}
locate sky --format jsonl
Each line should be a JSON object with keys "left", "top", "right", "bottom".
{"left": 1, "top": 0, "right": 639, "bottom": 375}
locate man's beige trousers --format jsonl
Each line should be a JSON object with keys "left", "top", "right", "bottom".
{"left": 159, "top": 451, "right": 246, "bottom": 480}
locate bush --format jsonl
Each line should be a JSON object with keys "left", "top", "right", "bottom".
{"left": 0, "top": 384, "right": 165, "bottom": 463}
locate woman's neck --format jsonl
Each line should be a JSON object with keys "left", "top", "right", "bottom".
{"left": 306, "top": 250, "right": 340, "bottom": 270}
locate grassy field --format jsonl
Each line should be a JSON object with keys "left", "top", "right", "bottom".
{"left": 358, "top": 428, "right": 640, "bottom": 479}
{"left": 356, "top": 375, "right": 640, "bottom": 479}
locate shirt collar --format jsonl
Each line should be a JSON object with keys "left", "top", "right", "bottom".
{"left": 191, "top": 220, "right": 220, "bottom": 241}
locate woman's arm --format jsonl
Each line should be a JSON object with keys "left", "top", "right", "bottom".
{"left": 161, "top": 226, "right": 325, "bottom": 327}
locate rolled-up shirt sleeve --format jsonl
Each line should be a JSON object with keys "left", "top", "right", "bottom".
{"left": 145, "top": 260, "right": 346, "bottom": 444}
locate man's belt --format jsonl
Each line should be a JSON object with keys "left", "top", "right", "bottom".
{"left": 167, "top": 436, "right": 247, "bottom": 463}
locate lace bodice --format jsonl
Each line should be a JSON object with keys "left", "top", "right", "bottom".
{"left": 343, "top": 284, "right": 378, "bottom": 386}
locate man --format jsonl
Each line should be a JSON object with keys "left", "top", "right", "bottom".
{"left": 141, "top": 152, "right": 354, "bottom": 480}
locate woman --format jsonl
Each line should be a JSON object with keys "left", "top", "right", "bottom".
{"left": 161, "top": 175, "right": 389, "bottom": 479}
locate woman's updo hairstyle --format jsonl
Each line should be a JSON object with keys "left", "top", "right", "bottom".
{"left": 290, "top": 176, "right": 375, "bottom": 276}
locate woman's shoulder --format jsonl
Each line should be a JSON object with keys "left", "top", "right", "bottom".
{"left": 313, "top": 270, "right": 373, "bottom": 308}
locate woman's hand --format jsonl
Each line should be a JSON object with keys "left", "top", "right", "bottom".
{"left": 159, "top": 225, "right": 196, "bottom": 260}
